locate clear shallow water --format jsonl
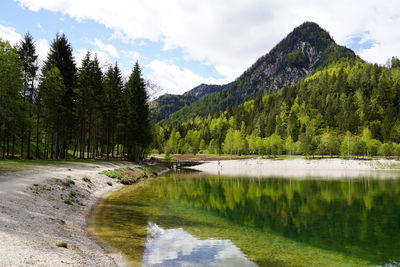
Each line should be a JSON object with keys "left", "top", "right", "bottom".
{"left": 90, "top": 171, "right": 400, "bottom": 266}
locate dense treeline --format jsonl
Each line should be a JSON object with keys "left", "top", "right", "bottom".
{"left": 154, "top": 58, "right": 400, "bottom": 157}
{"left": 0, "top": 33, "right": 151, "bottom": 161}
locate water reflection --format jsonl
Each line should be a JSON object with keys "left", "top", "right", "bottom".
{"left": 153, "top": 174, "right": 400, "bottom": 265}
{"left": 91, "top": 172, "right": 400, "bottom": 266}
{"left": 143, "top": 222, "right": 256, "bottom": 266}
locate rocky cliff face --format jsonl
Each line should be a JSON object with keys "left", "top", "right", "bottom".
{"left": 157, "top": 22, "right": 357, "bottom": 124}
{"left": 183, "top": 83, "right": 229, "bottom": 98}
{"left": 237, "top": 21, "right": 356, "bottom": 97}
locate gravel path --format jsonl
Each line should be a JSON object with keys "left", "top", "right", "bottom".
{"left": 0, "top": 161, "right": 134, "bottom": 267}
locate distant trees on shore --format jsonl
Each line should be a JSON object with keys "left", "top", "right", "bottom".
{"left": 0, "top": 33, "right": 151, "bottom": 161}
{"left": 155, "top": 58, "right": 400, "bottom": 157}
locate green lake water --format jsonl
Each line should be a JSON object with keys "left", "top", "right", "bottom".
{"left": 89, "top": 171, "right": 400, "bottom": 266}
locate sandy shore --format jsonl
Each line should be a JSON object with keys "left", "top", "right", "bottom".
{"left": 188, "top": 158, "right": 400, "bottom": 178}
{"left": 0, "top": 161, "right": 135, "bottom": 267}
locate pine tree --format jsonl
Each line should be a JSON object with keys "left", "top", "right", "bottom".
{"left": 103, "top": 63, "right": 124, "bottom": 159}
{"left": 17, "top": 33, "right": 39, "bottom": 159}
{"left": 124, "top": 62, "right": 152, "bottom": 161}
{"left": 43, "top": 33, "right": 77, "bottom": 158}
{"left": 0, "top": 39, "right": 24, "bottom": 159}
{"left": 39, "top": 67, "right": 65, "bottom": 159}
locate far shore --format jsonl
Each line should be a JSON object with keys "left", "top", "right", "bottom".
{"left": 187, "top": 158, "right": 400, "bottom": 178}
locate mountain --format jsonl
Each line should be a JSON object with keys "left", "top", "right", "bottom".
{"left": 183, "top": 83, "right": 229, "bottom": 98}
{"left": 150, "top": 83, "right": 228, "bottom": 122}
{"left": 159, "top": 22, "right": 357, "bottom": 125}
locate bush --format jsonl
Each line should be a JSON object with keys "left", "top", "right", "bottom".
{"left": 61, "top": 179, "right": 75, "bottom": 187}
{"left": 64, "top": 200, "right": 73, "bottom": 205}
{"left": 82, "top": 176, "right": 91, "bottom": 183}
{"left": 56, "top": 242, "right": 68, "bottom": 248}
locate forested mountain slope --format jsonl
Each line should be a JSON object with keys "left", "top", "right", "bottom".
{"left": 149, "top": 83, "right": 228, "bottom": 122}
{"left": 153, "top": 58, "right": 400, "bottom": 157}
{"left": 159, "top": 22, "right": 357, "bottom": 125}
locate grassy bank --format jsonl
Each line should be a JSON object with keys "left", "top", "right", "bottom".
{"left": 100, "top": 164, "right": 167, "bottom": 184}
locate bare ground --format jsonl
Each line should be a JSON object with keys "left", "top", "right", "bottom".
{"left": 0, "top": 161, "right": 135, "bottom": 267}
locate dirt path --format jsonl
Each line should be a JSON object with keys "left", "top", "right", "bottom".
{"left": 0, "top": 161, "right": 134, "bottom": 267}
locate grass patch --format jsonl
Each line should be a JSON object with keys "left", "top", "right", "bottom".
{"left": 64, "top": 199, "right": 73, "bottom": 205}
{"left": 100, "top": 165, "right": 165, "bottom": 185}
{"left": 55, "top": 242, "right": 68, "bottom": 248}
{"left": 82, "top": 176, "right": 91, "bottom": 183}
{"left": 62, "top": 180, "right": 75, "bottom": 187}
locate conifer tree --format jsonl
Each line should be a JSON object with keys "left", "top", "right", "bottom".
{"left": 17, "top": 33, "right": 39, "bottom": 159}
{"left": 43, "top": 33, "right": 77, "bottom": 158}
{"left": 124, "top": 62, "right": 151, "bottom": 161}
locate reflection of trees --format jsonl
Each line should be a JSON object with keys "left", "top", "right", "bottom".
{"left": 155, "top": 176, "right": 400, "bottom": 264}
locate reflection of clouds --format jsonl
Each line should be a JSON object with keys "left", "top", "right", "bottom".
{"left": 142, "top": 222, "right": 257, "bottom": 266}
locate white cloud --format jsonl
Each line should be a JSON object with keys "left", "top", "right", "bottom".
{"left": 35, "top": 38, "right": 50, "bottom": 65}
{"left": 15, "top": 0, "right": 400, "bottom": 82}
{"left": 93, "top": 38, "right": 119, "bottom": 59}
{"left": 147, "top": 60, "right": 229, "bottom": 95}
{"left": 0, "top": 24, "right": 22, "bottom": 45}
{"left": 122, "top": 50, "right": 140, "bottom": 64}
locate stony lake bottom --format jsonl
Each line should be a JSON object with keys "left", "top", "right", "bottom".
{"left": 89, "top": 170, "right": 400, "bottom": 266}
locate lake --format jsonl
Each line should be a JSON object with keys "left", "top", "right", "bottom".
{"left": 89, "top": 170, "right": 400, "bottom": 266}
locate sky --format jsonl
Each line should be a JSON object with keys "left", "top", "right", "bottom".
{"left": 0, "top": 0, "right": 399, "bottom": 97}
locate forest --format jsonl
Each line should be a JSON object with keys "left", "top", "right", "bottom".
{"left": 0, "top": 33, "right": 151, "bottom": 161}
{"left": 154, "top": 58, "right": 400, "bottom": 157}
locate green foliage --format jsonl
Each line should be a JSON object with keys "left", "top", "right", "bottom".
{"left": 0, "top": 32, "right": 152, "bottom": 162}
{"left": 55, "top": 242, "right": 68, "bottom": 248}
{"left": 63, "top": 200, "right": 73, "bottom": 205}
{"left": 164, "top": 152, "right": 172, "bottom": 167}
{"left": 82, "top": 176, "right": 91, "bottom": 183}
{"left": 124, "top": 62, "right": 152, "bottom": 161}
{"left": 157, "top": 58, "right": 400, "bottom": 158}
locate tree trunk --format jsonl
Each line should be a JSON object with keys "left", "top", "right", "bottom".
{"left": 11, "top": 134, "right": 15, "bottom": 159}
{"left": 27, "top": 128, "right": 31, "bottom": 159}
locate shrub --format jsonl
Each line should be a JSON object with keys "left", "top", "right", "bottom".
{"left": 64, "top": 200, "right": 73, "bottom": 205}
{"left": 82, "top": 176, "right": 91, "bottom": 183}
{"left": 56, "top": 242, "right": 68, "bottom": 248}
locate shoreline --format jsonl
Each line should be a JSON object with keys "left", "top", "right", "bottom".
{"left": 0, "top": 161, "right": 148, "bottom": 267}
{"left": 187, "top": 158, "right": 400, "bottom": 178}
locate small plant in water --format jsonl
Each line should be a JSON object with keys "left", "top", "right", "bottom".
{"left": 56, "top": 242, "right": 68, "bottom": 248}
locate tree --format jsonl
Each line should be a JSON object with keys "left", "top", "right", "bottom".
{"left": 124, "top": 62, "right": 152, "bottom": 161}
{"left": 17, "top": 33, "right": 39, "bottom": 159}
{"left": 39, "top": 67, "right": 65, "bottom": 159}
{"left": 103, "top": 63, "right": 124, "bottom": 159}
{"left": 318, "top": 130, "right": 339, "bottom": 156}
{"left": 223, "top": 128, "right": 235, "bottom": 155}
{"left": 43, "top": 33, "right": 77, "bottom": 158}
{"left": 0, "top": 39, "right": 24, "bottom": 159}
